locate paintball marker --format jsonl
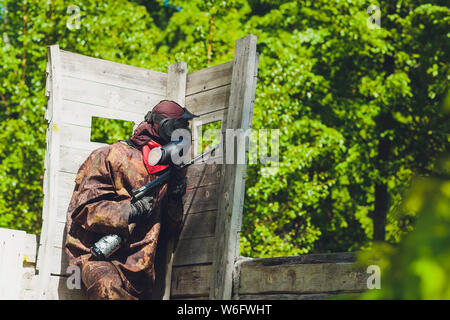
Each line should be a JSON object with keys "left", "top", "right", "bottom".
{"left": 90, "top": 142, "right": 219, "bottom": 260}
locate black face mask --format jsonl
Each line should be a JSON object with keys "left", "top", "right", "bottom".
{"left": 158, "top": 117, "right": 190, "bottom": 143}
{"left": 145, "top": 105, "right": 198, "bottom": 144}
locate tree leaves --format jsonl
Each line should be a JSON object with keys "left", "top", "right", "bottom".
{"left": 0, "top": 0, "right": 448, "bottom": 257}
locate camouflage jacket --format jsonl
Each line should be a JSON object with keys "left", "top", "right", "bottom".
{"left": 64, "top": 141, "right": 184, "bottom": 298}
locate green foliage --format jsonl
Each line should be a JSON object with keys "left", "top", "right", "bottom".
{"left": 0, "top": 0, "right": 448, "bottom": 262}
{"left": 357, "top": 155, "right": 450, "bottom": 299}
{"left": 0, "top": 0, "right": 170, "bottom": 234}
{"left": 90, "top": 117, "right": 135, "bottom": 145}
{"left": 240, "top": 0, "right": 449, "bottom": 257}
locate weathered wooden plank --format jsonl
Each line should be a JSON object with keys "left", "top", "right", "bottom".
{"left": 220, "top": 38, "right": 258, "bottom": 133}
{"left": 236, "top": 253, "right": 358, "bottom": 267}
{"left": 179, "top": 211, "right": 216, "bottom": 240}
{"left": 183, "top": 183, "right": 220, "bottom": 214}
{"left": 0, "top": 228, "right": 26, "bottom": 299}
{"left": 59, "top": 123, "right": 106, "bottom": 151}
{"left": 186, "top": 61, "right": 233, "bottom": 96}
{"left": 59, "top": 171, "right": 77, "bottom": 195}
{"left": 52, "top": 220, "right": 67, "bottom": 250}
{"left": 185, "top": 84, "right": 231, "bottom": 116}
{"left": 19, "top": 265, "right": 38, "bottom": 300}
{"left": 154, "top": 61, "right": 188, "bottom": 300}
{"left": 45, "top": 60, "right": 51, "bottom": 98}
{"left": 54, "top": 172, "right": 77, "bottom": 223}
{"left": 173, "top": 236, "right": 215, "bottom": 267}
{"left": 61, "top": 77, "right": 161, "bottom": 118}
{"left": 185, "top": 162, "right": 222, "bottom": 189}
{"left": 23, "top": 233, "right": 37, "bottom": 264}
{"left": 210, "top": 35, "right": 258, "bottom": 300}
{"left": 166, "top": 62, "right": 187, "bottom": 105}
{"left": 237, "top": 293, "right": 337, "bottom": 300}
{"left": 59, "top": 146, "right": 92, "bottom": 175}
{"left": 238, "top": 262, "right": 367, "bottom": 295}
{"left": 60, "top": 99, "right": 143, "bottom": 128}
{"left": 48, "top": 245, "right": 70, "bottom": 276}
{"left": 37, "top": 45, "right": 65, "bottom": 299}
{"left": 60, "top": 50, "right": 167, "bottom": 96}
{"left": 171, "top": 264, "right": 212, "bottom": 298}
{"left": 57, "top": 196, "right": 72, "bottom": 224}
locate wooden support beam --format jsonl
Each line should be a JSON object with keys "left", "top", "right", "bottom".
{"left": 166, "top": 62, "right": 188, "bottom": 105}
{"left": 59, "top": 50, "right": 168, "bottom": 95}
{"left": 0, "top": 228, "right": 26, "bottom": 299}
{"left": 153, "top": 61, "right": 188, "bottom": 300}
{"left": 171, "top": 264, "right": 212, "bottom": 299}
{"left": 210, "top": 35, "right": 259, "bottom": 300}
{"left": 234, "top": 254, "right": 368, "bottom": 299}
{"left": 36, "top": 44, "right": 63, "bottom": 300}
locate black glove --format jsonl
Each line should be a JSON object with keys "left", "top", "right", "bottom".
{"left": 128, "top": 195, "right": 154, "bottom": 223}
{"left": 168, "top": 171, "right": 187, "bottom": 197}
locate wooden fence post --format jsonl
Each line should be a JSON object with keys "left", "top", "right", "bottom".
{"left": 36, "top": 44, "right": 63, "bottom": 299}
{"left": 0, "top": 228, "right": 26, "bottom": 299}
{"left": 210, "top": 35, "right": 259, "bottom": 300}
{"left": 153, "top": 61, "right": 188, "bottom": 300}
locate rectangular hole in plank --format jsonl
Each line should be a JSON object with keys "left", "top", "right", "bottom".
{"left": 90, "top": 117, "right": 135, "bottom": 144}
{"left": 197, "top": 120, "right": 222, "bottom": 155}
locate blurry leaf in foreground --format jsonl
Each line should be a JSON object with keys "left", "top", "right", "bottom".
{"left": 357, "top": 154, "right": 450, "bottom": 299}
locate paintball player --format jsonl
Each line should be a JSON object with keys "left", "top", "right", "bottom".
{"left": 64, "top": 100, "right": 197, "bottom": 300}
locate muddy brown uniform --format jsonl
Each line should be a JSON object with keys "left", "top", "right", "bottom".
{"left": 64, "top": 141, "right": 183, "bottom": 300}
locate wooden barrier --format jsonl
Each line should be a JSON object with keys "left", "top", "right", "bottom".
{"left": 233, "top": 253, "right": 367, "bottom": 300}
{"left": 0, "top": 228, "right": 369, "bottom": 300}
{"left": 169, "top": 253, "right": 369, "bottom": 300}
{"left": 31, "top": 35, "right": 259, "bottom": 300}
{"left": 0, "top": 228, "right": 38, "bottom": 300}
{"left": 0, "top": 35, "right": 370, "bottom": 300}
{"left": 37, "top": 45, "right": 167, "bottom": 299}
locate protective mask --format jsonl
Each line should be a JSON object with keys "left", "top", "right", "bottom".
{"left": 158, "top": 117, "right": 190, "bottom": 143}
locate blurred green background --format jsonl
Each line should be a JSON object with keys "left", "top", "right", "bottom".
{"left": 0, "top": 0, "right": 448, "bottom": 298}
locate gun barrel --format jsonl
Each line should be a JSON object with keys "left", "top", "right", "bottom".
{"left": 180, "top": 144, "right": 219, "bottom": 169}
{"left": 132, "top": 170, "right": 171, "bottom": 200}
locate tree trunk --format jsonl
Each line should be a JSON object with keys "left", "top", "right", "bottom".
{"left": 374, "top": 182, "right": 388, "bottom": 241}
{"left": 372, "top": 51, "right": 395, "bottom": 242}
{"left": 373, "top": 135, "right": 391, "bottom": 242}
